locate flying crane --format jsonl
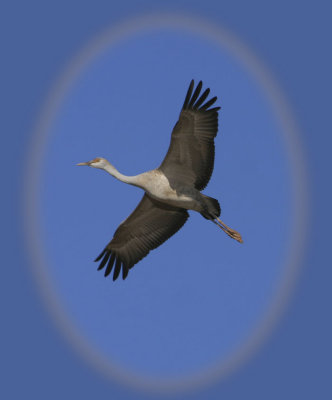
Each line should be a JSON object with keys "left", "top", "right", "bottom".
{"left": 77, "top": 80, "right": 242, "bottom": 281}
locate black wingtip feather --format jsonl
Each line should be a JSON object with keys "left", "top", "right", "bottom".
{"left": 122, "top": 263, "right": 129, "bottom": 280}
{"left": 208, "top": 106, "right": 221, "bottom": 112}
{"left": 200, "top": 96, "right": 217, "bottom": 110}
{"left": 105, "top": 253, "right": 115, "bottom": 277}
{"left": 113, "top": 258, "right": 122, "bottom": 281}
{"left": 97, "top": 252, "right": 110, "bottom": 271}
{"left": 94, "top": 248, "right": 107, "bottom": 262}
{"left": 182, "top": 80, "right": 195, "bottom": 109}
{"left": 188, "top": 81, "right": 202, "bottom": 107}
{"left": 194, "top": 88, "right": 210, "bottom": 109}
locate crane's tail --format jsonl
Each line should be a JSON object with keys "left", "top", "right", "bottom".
{"left": 212, "top": 216, "right": 243, "bottom": 243}
{"left": 200, "top": 195, "right": 243, "bottom": 243}
{"left": 202, "top": 195, "right": 221, "bottom": 217}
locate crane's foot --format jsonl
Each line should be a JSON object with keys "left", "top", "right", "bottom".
{"left": 213, "top": 217, "right": 243, "bottom": 243}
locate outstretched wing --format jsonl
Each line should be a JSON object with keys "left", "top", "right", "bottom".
{"left": 94, "top": 194, "right": 189, "bottom": 281}
{"left": 159, "top": 80, "right": 221, "bottom": 191}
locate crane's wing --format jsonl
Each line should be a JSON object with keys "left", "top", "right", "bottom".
{"left": 94, "top": 194, "right": 189, "bottom": 280}
{"left": 159, "top": 80, "right": 221, "bottom": 191}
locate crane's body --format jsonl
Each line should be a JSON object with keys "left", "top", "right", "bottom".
{"left": 77, "top": 80, "right": 242, "bottom": 281}
{"left": 140, "top": 171, "right": 198, "bottom": 209}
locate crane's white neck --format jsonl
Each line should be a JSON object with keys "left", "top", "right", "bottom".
{"left": 102, "top": 162, "right": 141, "bottom": 187}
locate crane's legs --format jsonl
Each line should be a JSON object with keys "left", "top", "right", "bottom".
{"left": 212, "top": 217, "right": 243, "bottom": 243}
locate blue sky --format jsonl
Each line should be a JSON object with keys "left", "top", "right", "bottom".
{"left": 2, "top": 1, "right": 331, "bottom": 400}
{"left": 38, "top": 25, "right": 292, "bottom": 382}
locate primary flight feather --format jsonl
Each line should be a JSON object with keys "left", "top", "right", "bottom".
{"left": 77, "top": 80, "right": 242, "bottom": 281}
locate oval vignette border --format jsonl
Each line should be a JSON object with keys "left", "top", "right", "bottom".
{"left": 23, "top": 13, "right": 309, "bottom": 395}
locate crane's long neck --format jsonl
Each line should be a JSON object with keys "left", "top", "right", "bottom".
{"left": 103, "top": 162, "right": 142, "bottom": 187}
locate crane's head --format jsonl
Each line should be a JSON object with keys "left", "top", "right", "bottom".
{"left": 76, "top": 157, "right": 109, "bottom": 169}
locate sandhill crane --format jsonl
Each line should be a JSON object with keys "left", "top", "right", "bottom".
{"left": 77, "top": 80, "right": 242, "bottom": 281}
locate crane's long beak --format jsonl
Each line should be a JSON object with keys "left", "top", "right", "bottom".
{"left": 76, "top": 161, "right": 90, "bottom": 166}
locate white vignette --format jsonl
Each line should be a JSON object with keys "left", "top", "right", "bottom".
{"left": 22, "top": 12, "right": 310, "bottom": 396}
